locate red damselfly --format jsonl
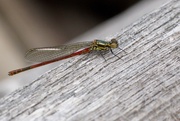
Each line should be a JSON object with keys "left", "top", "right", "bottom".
{"left": 8, "top": 39, "right": 122, "bottom": 76}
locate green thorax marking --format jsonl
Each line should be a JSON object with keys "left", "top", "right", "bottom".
{"left": 91, "top": 39, "right": 118, "bottom": 51}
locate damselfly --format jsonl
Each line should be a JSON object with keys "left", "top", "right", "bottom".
{"left": 8, "top": 39, "right": 123, "bottom": 76}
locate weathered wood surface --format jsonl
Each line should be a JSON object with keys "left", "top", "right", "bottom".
{"left": 0, "top": 0, "right": 180, "bottom": 121}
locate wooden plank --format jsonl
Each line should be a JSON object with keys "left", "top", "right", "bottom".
{"left": 0, "top": 0, "right": 180, "bottom": 120}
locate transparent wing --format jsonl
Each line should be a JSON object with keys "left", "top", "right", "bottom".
{"left": 25, "top": 41, "right": 92, "bottom": 62}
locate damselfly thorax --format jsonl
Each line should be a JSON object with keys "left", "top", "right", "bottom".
{"left": 91, "top": 39, "right": 118, "bottom": 51}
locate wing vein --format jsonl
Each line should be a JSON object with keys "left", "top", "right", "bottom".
{"left": 25, "top": 41, "right": 92, "bottom": 62}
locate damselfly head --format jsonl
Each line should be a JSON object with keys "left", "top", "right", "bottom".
{"left": 110, "top": 39, "right": 118, "bottom": 48}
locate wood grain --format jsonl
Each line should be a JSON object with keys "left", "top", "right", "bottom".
{"left": 0, "top": 0, "right": 180, "bottom": 120}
